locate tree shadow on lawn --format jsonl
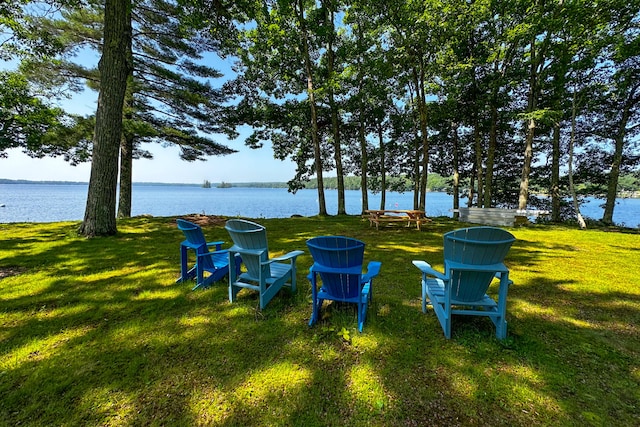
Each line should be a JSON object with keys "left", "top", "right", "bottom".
{"left": 368, "top": 277, "right": 640, "bottom": 426}
{"left": 2, "top": 272, "right": 309, "bottom": 424}
{"left": 2, "top": 217, "right": 638, "bottom": 425}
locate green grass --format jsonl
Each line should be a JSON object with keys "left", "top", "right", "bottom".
{"left": 1, "top": 216, "right": 639, "bottom": 426}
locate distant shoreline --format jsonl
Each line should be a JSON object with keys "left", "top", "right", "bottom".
{"left": 0, "top": 179, "right": 287, "bottom": 188}
{"left": 1, "top": 179, "right": 638, "bottom": 198}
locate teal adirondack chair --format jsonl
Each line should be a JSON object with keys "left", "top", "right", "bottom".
{"left": 176, "top": 219, "right": 237, "bottom": 290}
{"left": 225, "top": 219, "right": 304, "bottom": 309}
{"left": 306, "top": 236, "right": 381, "bottom": 332}
{"left": 413, "top": 226, "right": 516, "bottom": 339}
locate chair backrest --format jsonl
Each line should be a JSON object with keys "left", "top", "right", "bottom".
{"left": 443, "top": 227, "right": 515, "bottom": 302}
{"left": 307, "top": 236, "right": 365, "bottom": 299}
{"left": 177, "top": 219, "right": 216, "bottom": 270}
{"left": 225, "top": 219, "right": 270, "bottom": 278}
{"left": 177, "top": 219, "right": 206, "bottom": 247}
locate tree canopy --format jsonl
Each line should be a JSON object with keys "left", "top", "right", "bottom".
{"left": 2, "top": 0, "right": 639, "bottom": 232}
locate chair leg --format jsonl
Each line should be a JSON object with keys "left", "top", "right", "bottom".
{"left": 289, "top": 263, "right": 297, "bottom": 293}
{"left": 309, "top": 298, "right": 323, "bottom": 327}
{"left": 358, "top": 299, "right": 368, "bottom": 333}
{"left": 193, "top": 266, "right": 205, "bottom": 291}
{"left": 443, "top": 305, "right": 452, "bottom": 339}
{"left": 229, "top": 283, "right": 237, "bottom": 303}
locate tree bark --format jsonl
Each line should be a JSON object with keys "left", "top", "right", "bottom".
{"left": 484, "top": 100, "right": 498, "bottom": 208}
{"left": 551, "top": 122, "right": 561, "bottom": 222}
{"left": 473, "top": 114, "right": 484, "bottom": 207}
{"left": 452, "top": 121, "right": 460, "bottom": 218}
{"left": 569, "top": 86, "right": 587, "bottom": 229}
{"left": 519, "top": 38, "right": 538, "bottom": 211}
{"left": 117, "top": 134, "right": 133, "bottom": 218}
{"left": 411, "top": 65, "right": 428, "bottom": 210}
{"left": 79, "top": 0, "right": 131, "bottom": 237}
{"left": 471, "top": 66, "right": 484, "bottom": 208}
{"left": 418, "top": 64, "right": 429, "bottom": 211}
{"left": 359, "top": 117, "right": 369, "bottom": 214}
{"left": 378, "top": 124, "right": 386, "bottom": 210}
{"left": 602, "top": 89, "right": 637, "bottom": 224}
{"left": 326, "top": 6, "right": 345, "bottom": 215}
{"left": 296, "top": 0, "right": 326, "bottom": 215}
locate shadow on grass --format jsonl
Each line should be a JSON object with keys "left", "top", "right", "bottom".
{"left": 1, "top": 216, "right": 639, "bottom": 425}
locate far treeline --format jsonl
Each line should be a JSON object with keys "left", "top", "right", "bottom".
{"left": 300, "top": 174, "right": 640, "bottom": 197}
{"left": 2, "top": 1, "right": 639, "bottom": 236}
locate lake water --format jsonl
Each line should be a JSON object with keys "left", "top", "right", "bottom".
{"left": 1, "top": 183, "right": 639, "bottom": 227}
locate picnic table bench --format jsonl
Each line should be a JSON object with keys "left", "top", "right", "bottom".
{"left": 364, "top": 209, "right": 431, "bottom": 230}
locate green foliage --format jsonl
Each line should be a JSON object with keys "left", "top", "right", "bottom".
{"left": 11, "top": 0, "right": 243, "bottom": 168}
{"left": 0, "top": 71, "right": 70, "bottom": 157}
{"left": 0, "top": 0, "right": 71, "bottom": 60}
{"left": 1, "top": 217, "right": 639, "bottom": 425}
{"left": 4, "top": 0, "right": 640, "bottom": 222}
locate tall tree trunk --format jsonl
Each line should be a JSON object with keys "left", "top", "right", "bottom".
{"left": 452, "top": 121, "right": 460, "bottom": 218}
{"left": 406, "top": 78, "right": 419, "bottom": 209}
{"left": 519, "top": 119, "right": 535, "bottom": 210}
{"left": 551, "top": 122, "right": 561, "bottom": 222}
{"left": 296, "top": 0, "right": 326, "bottom": 215}
{"left": 359, "top": 118, "right": 369, "bottom": 214}
{"left": 519, "top": 38, "right": 538, "bottom": 211}
{"left": 418, "top": 64, "right": 429, "bottom": 211}
{"left": 569, "top": 86, "right": 587, "bottom": 229}
{"left": 118, "top": 73, "right": 134, "bottom": 219}
{"left": 473, "top": 115, "right": 484, "bottom": 207}
{"left": 484, "top": 102, "right": 498, "bottom": 208}
{"left": 354, "top": 16, "right": 369, "bottom": 213}
{"left": 413, "top": 135, "right": 420, "bottom": 210}
{"left": 602, "top": 133, "right": 624, "bottom": 224}
{"left": 603, "top": 95, "right": 635, "bottom": 224}
{"left": 468, "top": 172, "right": 475, "bottom": 208}
{"left": 471, "top": 67, "right": 484, "bottom": 208}
{"left": 326, "top": 6, "right": 345, "bottom": 215}
{"left": 411, "top": 65, "right": 428, "bottom": 210}
{"left": 117, "top": 134, "right": 133, "bottom": 218}
{"left": 378, "top": 124, "right": 386, "bottom": 210}
{"left": 79, "top": 0, "right": 131, "bottom": 237}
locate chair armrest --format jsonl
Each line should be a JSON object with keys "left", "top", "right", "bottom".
{"left": 268, "top": 250, "right": 305, "bottom": 263}
{"left": 196, "top": 249, "right": 229, "bottom": 259}
{"left": 446, "top": 260, "right": 509, "bottom": 274}
{"left": 206, "top": 241, "right": 224, "bottom": 251}
{"left": 361, "top": 261, "right": 382, "bottom": 282}
{"left": 228, "top": 246, "right": 266, "bottom": 257}
{"left": 495, "top": 270, "right": 513, "bottom": 286}
{"left": 412, "top": 260, "right": 447, "bottom": 280}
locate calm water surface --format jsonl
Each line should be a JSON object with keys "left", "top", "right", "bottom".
{"left": 1, "top": 183, "right": 639, "bottom": 226}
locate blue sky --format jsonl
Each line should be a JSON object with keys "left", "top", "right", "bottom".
{"left": 0, "top": 83, "right": 298, "bottom": 184}
{"left": 1, "top": 45, "right": 298, "bottom": 184}
{"left": 1, "top": 143, "right": 297, "bottom": 184}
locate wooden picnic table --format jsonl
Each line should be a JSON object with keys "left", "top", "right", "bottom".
{"left": 364, "top": 209, "right": 431, "bottom": 230}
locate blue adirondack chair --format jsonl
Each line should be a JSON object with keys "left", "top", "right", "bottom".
{"left": 413, "top": 226, "right": 516, "bottom": 339}
{"left": 306, "top": 236, "right": 382, "bottom": 332}
{"left": 176, "top": 219, "right": 237, "bottom": 290}
{"left": 225, "top": 219, "right": 304, "bottom": 309}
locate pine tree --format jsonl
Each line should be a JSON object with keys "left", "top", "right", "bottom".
{"left": 29, "top": 0, "right": 239, "bottom": 218}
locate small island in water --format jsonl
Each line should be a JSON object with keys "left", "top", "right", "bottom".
{"left": 217, "top": 181, "right": 232, "bottom": 188}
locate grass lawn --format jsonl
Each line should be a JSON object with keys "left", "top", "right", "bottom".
{"left": 1, "top": 215, "right": 639, "bottom": 426}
